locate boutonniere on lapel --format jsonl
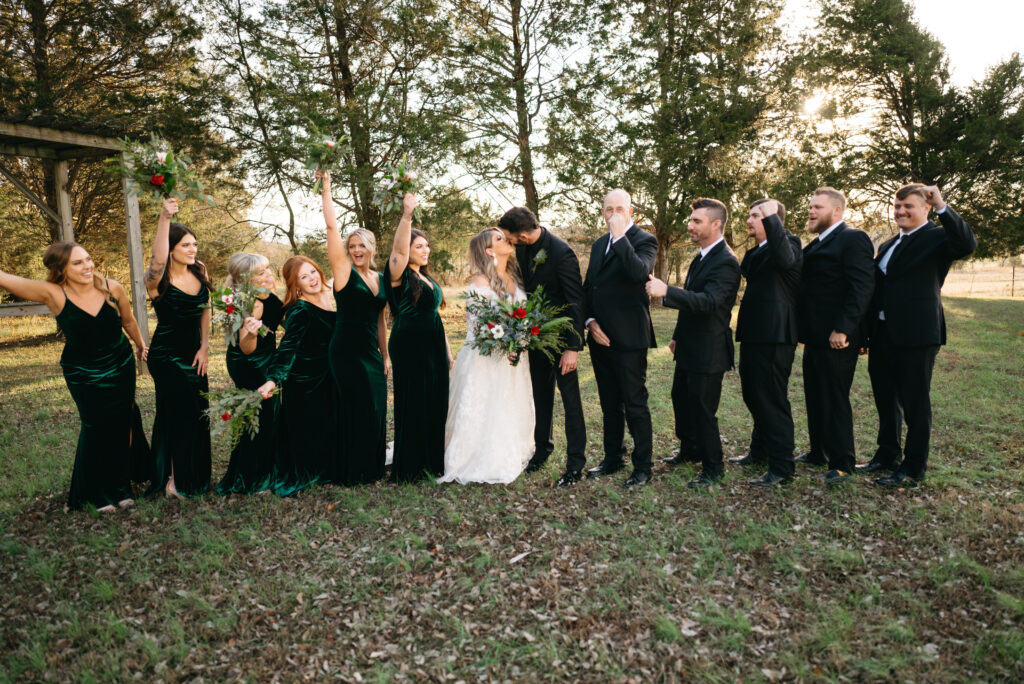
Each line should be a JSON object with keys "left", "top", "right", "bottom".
{"left": 533, "top": 248, "right": 548, "bottom": 267}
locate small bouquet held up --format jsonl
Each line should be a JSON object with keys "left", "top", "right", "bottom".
{"left": 465, "top": 286, "right": 576, "bottom": 366}
{"left": 105, "top": 133, "right": 214, "bottom": 208}
{"left": 204, "top": 387, "right": 278, "bottom": 448}
{"left": 201, "top": 273, "right": 270, "bottom": 347}
{"left": 372, "top": 156, "right": 421, "bottom": 221}
{"left": 304, "top": 123, "right": 349, "bottom": 194}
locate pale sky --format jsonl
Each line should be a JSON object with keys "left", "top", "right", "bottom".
{"left": 783, "top": 0, "right": 1024, "bottom": 86}
{"left": 251, "top": 0, "right": 1024, "bottom": 236}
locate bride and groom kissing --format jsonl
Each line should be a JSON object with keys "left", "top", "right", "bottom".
{"left": 441, "top": 189, "right": 656, "bottom": 489}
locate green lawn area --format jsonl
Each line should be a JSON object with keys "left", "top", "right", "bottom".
{"left": 1, "top": 296, "right": 1022, "bottom": 681}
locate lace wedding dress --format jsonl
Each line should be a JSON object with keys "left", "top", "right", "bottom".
{"left": 439, "top": 282, "right": 536, "bottom": 484}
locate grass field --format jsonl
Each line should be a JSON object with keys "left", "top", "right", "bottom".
{"left": 1, "top": 297, "right": 1022, "bottom": 682}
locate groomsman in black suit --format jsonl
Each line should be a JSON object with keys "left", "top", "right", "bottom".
{"left": 795, "top": 187, "right": 875, "bottom": 485}
{"left": 583, "top": 189, "right": 659, "bottom": 488}
{"left": 860, "top": 184, "right": 977, "bottom": 486}
{"left": 732, "top": 199, "right": 803, "bottom": 487}
{"left": 646, "top": 198, "right": 741, "bottom": 488}
{"left": 499, "top": 207, "right": 588, "bottom": 488}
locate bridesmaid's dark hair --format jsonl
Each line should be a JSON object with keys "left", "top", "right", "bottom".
{"left": 154, "top": 223, "right": 212, "bottom": 300}
{"left": 43, "top": 241, "right": 118, "bottom": 311}
{"left": 407, "top": 229, "right": 446, "bottom": 311}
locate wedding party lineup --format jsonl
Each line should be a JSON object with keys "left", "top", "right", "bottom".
{"left": 0, "top": 160, "right": 977, "bottom": 511}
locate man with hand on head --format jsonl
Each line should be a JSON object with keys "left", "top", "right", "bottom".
{"left": 733, "top": 199, "right": 803, "bottom": 487}
{"left": 583, "top": 189, "right": 658, "bottom": 489}
{"left": 860, "top": 184, "right": 976, "bottom": 487}
{"left": 795, "top": 187, "right": 874, "bottom": 486}
{"left": 646, "top": 198, "right": 741, "bottom": 489}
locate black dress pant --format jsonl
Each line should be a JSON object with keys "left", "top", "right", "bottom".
{"left": 867, "top": 321, "right": 939, "bottom": 478}
{"left": 802, "top": 344, "right": 859, "bottom": 473}
{"left": 528, "top": 348, "right": 587, "bottom": 473}
{"left": 739, "top": 343, "right": 796, "bottom": 478}
{"left": 589, "top": 341, "right": 652, "bottom": 475}
{"left": 672, "top": 366, "right": 725, "bottom": 479}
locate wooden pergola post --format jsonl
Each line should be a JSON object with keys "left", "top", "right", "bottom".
{"left": 0, "top": 122, "right": 151, "bottom": 369}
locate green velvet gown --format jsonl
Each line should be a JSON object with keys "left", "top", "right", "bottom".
{"left": 330, "top": 269, "right": 388, "bottom": 485}
{"left": 58, "top": 290, "right": 151, "bottom": 510}
{"left": 216, "top": 293, "right": 285, "bottom": 495}
{"left": 384, "top": 265, "right": 449, "bottom": 482}
{"left": 145, "top": 284, "right": 211, "bottom": 497}
{"left": 267, "top": 299, "right": 337, "bottom": 495}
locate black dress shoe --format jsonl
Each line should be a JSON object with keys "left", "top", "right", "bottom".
{"left": 586, "top": 461, "right": 624, "bottom": 478}
{"left": 875, "top": 471, "right": 922, "bottom": 488}
{"left": 824, "top": 469, "right": 852, "bottom": 485}
{"left": 624, "top": 471, "right": 650, "bottom": 488}
{"left": 795, "top": 452, "right": 827, "bottom": 466}
{"left": 556, "top": 470, "right": 583, "bottom": 488}
{"left": 687, "top": 472, "right": 721, "bottom": 489}
{"left": 750, "top": 471, "right": 792, "bottom": 488}
{"left": 524, "top": 459, "right": 546, "bottom": 473}
{"left": 855, "top": 460, "right": 900, "bottom": 473}
{"left": 729, "top": 454, "right": 766, "bottom": 467}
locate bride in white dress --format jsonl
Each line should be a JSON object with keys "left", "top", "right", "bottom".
{"left": 439, "top": 227, "right": 535, "bottom": 484}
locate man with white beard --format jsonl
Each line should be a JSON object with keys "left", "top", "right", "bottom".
{"left": 582, "top": 189, "right": 659, "bottom": 488}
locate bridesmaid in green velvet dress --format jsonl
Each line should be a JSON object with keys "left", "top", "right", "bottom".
{"left": 215, "top": 252, "right": 285, "bottom": 495}
{"left": 0, "top": 242, "right": 150, "bottom": 512}
{"left": 144, "top": 198, "right": 213, "bottom": 499}
{"left": 257, "top": 256, "right": 337, "bottom": 495}
{"left": 385, "top": 193, "right": 453, "bottom": 482}
{"left": 319, "top": 170, "right": 390, "bottom": 485}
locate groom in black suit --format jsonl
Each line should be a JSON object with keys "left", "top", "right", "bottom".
{"left": 583, "top": 189, "right": 659, "bottom": 488}
{"left": 646, "top": 198, "right": 741, "bottom": 488}
{"left": 861, "top": 184, "right": 976, "bottom": 486}
{"left": 733, "top": 199, "right": 803, "bottom": 487}
{"left": 796, "top": 187, "right": 875, "bottom": 485}
{"left": 499, "top": 207, "right": 588, "bottom": 488}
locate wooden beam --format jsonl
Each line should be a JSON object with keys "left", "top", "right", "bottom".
{"left": 122, "top": 173, "right": 150, "bottom": 365}
{"left": 0, "top": 159, "right": 63, "bottom": 226}
{"left": 0, "top": 121, "right": 121, "bottom": 151}
{"left": 0, "top": 142, "right": 116, "bottom": 160}
{"left": 55, "top": 160, "right": 74, "bottom": 242}
{"left": 0, "top": 302, "right": 51, "bottom": 317}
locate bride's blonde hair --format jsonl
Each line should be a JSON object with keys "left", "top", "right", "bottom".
{"left": 468, "top": 228, "right": 521, "bottom": 297}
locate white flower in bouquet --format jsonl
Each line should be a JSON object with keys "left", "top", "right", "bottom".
{"left": 221, "top": 293, "right": 235, "bottom": 305}
{"left": 156, "top": 151, "right": 167, "bottom": 164}
{"left": 492, "top": 324, "right": 505, "bottom": 339}
{"left": 404, "top": 170, "right": 418, "bottom": 181}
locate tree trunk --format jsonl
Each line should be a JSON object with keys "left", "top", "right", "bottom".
{"left": 510, "top": 0, "right": 540, "bottom": 216}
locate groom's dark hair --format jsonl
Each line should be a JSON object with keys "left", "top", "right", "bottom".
{"left": 498, "top": 207, "right": 539, "bottom": 234}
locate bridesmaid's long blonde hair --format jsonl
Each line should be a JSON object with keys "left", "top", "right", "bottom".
{"left": 468, "top": 228, "right": 521, "bottom": 298}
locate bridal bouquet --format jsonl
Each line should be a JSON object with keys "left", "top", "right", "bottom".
{"left": 372, "top": 156, "right": 421, "bottom": 221}
{"left": 465, "top": 286, "right": 575, "bottom": 366}
{"left": 201, "top": 274, "right": 270, "bottom": 347}
{"left": 105, "top": 133, "right": 214, "bottom": 208}
{"left": 304, "top": 123, "right": 350, "bottom": 194}
{"left": 204, "top": 387, "right": 278, "bottom": 448}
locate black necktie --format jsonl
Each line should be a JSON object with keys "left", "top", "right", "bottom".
{"left": 685, "top": 253, "right": 702, "bottom": 288}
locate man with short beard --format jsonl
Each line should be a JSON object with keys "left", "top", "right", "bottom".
{"left": 646, "top": 198, "right": 741, "bottom": 488}
{"left": 583, "top": 189, "right": 658, "bottom": 488}
{"left": 860, "top": 184, "right": 976, "bottom": 486}
{"left": 732, "top": 199, "right": 803, "bottom": 487}
{"left": 499, "top": 207, "right": 588, "bottom": 488}
{"left": 795, "top": 187, "right": 874, "bottom": 486}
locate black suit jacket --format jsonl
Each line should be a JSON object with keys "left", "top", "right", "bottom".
{"left": 516, "top": 227, "right": 586, "bottom": 351}
{"left": 796, "top": 222, "right": 875, "bottom": 347}
{"left": 736, "top": 214, "right": 803, "bottom": 345}
{"left": 583, "top": 223, "right": 659, "bottom": 351}
{"left": 664, "top": 240, "right": 741, "bottom": 374}
{"left": 868, "top": 206, "right": 977, "bottom": 347}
